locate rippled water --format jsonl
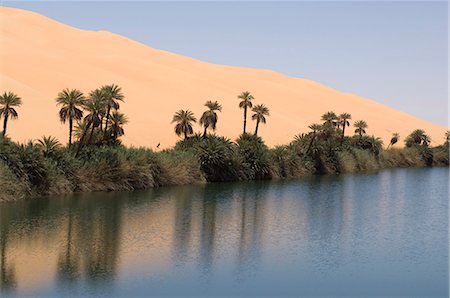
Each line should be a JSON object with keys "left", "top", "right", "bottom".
{"left": 0, "top": 168, "right": 448, "bottom": 297}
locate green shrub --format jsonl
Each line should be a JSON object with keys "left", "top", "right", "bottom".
{"left": 235, "top": 133, "right": 271, "bottom": 180}
{"left": 0, "top": 139, "right": 50, "bottom": 194}
{"left": 432, "top": 146, "right": 449, "bottom": 166}
{"left": 0, "top": 161, "right": 27, "bottom": 201}
{"left": 269, "top": 145, "right": 313, "bottom": 178}
{"left": 173, "top": 133, "right": 203, "bottom": 151}
{"left": 350, "top": 135, "right": 383, "bottom": 158}
{"left": 192, "top": 135, "right": 238, "bottom": 182}
{"left": 45, "top": 160, "right": 74, "bottom": 195}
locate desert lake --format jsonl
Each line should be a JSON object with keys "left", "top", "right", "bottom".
{"left": 0, "top": 168, "right": 448, "bottom": 296}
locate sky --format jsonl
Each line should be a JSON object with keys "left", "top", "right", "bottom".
{"left": 2, "top": 1, "right": 448, "bottom": 126}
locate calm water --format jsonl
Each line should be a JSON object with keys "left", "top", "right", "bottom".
{"left": 0, "top": 168, "right": 448, "bottom": 297}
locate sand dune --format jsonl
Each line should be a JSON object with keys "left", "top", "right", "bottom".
{"left": 0, "top": 7, "right": 447, "bottom": 148}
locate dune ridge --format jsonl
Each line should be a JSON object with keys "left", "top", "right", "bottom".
{"left": 0, "top": 7, "right": 447, "bottom": 148}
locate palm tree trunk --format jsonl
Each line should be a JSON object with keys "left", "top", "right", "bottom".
{"left": 184, "top": 130, "right": 188, "bottom": 140}
{"left": 103, "top": 106, "right": 111, "bottom": 137}
{"left": 243, "top": 107, "right": 247, "bottom": 134}
{"left": 88, "top": 124, "right": 96, "bottom": 145}
{"left": 100, "top": 115, "right": 104, "bottom": 132}
{"left": 2, "top": 114, "right": 7, "bottom": 136}
{"left": 69, "top": 117, "right": 73, "bottom": 147}
{"left": 254, "top": 120, "right": 260, "bottom": 135}
{"left": 306, "top": 133, "right": 316, "bottom": 154}
{"left": 203, "top": 125, "right": 208, "bottom": 138}
{"left": 76, "top": 122, "right": 91, "bottom": 157}
{"left": 341, "top": 123, "right": 346, "bottom": 144}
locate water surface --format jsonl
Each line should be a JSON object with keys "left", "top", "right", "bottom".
{"left": 0, "top": 168, "right": 448, "bottom": 296}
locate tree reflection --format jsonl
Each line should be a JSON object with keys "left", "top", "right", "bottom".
{"left": 236, "top": 182, "right": 267, "bottom": 277}
{"left": 172, "top": 187, "right": 195, "bottom": 264}
{"left": 57, "top": 212, "right": 80, "bottom": 283}
{"left": 85, "top": 198, "right": 122, "bottom": 283}
{"left": 55, "top": 193, "right": 123, "bottom": 286}
{"left": 170, "top": 182, "right": 270, "bottom": 278}
{"left": 0, "top": 221, "right": 16, "bottom": 293}
{"left": 199, "top": 187, "right": 217, "bottom": 273}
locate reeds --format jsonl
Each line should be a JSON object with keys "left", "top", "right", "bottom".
{"left": 0, "top": 134, "right": 448, "bottom": 202}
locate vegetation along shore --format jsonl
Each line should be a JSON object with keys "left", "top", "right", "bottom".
{"left": 0, "top": 86, "right": 448, "bottom": 202}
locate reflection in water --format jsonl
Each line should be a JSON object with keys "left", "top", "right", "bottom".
{"left": 236, "top": 183, "right": 266, "bottom": 280}
{"left": 172, "top": 187, "right": 195, "bottom": 265}
{"left": 85, "top": 198, "right": 121, "bottom": 283}
{"left": 1, "top": 216, "right": 16, "bottom": 293}
{"left": 55, "top": 194, "right": 123, "bottom": 287}
{"left": 57, "top": 210, "right": 79, "bottom": 283}
{"left": 0, "top": 193, "right": 124, "bottom": 295}
{"left": 0, "top": 168, "right": 448, "bottom": 296}
{"left": 199, "top": 189, "right": 217, "bottom": 274}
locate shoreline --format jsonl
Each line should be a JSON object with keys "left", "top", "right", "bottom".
{"left": 1, "top": 140, "right": 448, "bottom": 203}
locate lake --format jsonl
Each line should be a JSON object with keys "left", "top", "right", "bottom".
{"left": 0, "top": 168, "right": 448, "bottom": 297}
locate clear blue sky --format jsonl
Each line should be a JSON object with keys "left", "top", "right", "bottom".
{"left": 3, "top": 1, "right": 448, "bottom": 125}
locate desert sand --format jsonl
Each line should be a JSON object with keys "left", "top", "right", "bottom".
{"left": 0, "top": 7, "right": 447, "bottom": 148}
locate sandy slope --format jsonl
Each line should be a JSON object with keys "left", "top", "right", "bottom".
{"left": 0, "top": 7, "right": 447, "bottom": 148}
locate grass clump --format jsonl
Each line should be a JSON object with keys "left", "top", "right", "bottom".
{"left": 157, "top": 149, "right": 205, "bottom": 186}
{"left": 75, "top": 146, "right": 161, "bottom": 191}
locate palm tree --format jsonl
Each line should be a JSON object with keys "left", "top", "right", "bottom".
{"left": 73, "top": 121, "right": 87, "bottom": 141}
{"left": 251, "top": 104, "right": 269, "bottom": 135}
{"left": 37, "top": 136, "right": 61, "bottom": 157}
{"left": 76, "top": 89, "right": 106, "bottom": 155}
{"left": 387, "top": 132, "right": 400, "bottom": 149}
{"left": 238, "top": 91, "right": 254, "bottom": 134}
{"left": 0, "top": 91, "right": 22, "bottom": 136}
{"left": 306, "top": 123, "right": 323, "bottom": 154}
{"left": 338, "top": 112, "right": 351, "bottom": 143}
{"left": 321, "top": 111, "right": 338, "bottom": 128}
{"left": 85, "top": 89, "right": 106, "bottom": 145}
{"left": 367, "top": 135, "right": 384, "bottom": 156}
{"left": 56, "top": 88, "right": 85, "bottom": 147}
{"left": 354, "top": 120, "right": 368, "bottom": 139}
{"left": 405, "top": 129, "right": 430, "bottom": 147}
{"left": 101, "top": 84, "right": 124, "bottom": 138}
{"left": 107, "top": 112, "right": 128, "bottom": 142}
{"left": 172, "top": 109, "right": 197, "bottom": 140}
{"left": 200, "top": 100, "right": 222, "bottom": 137}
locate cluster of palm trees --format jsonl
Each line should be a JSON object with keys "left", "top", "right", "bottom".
{"left": 172, "top": 91, "right": 270, "bottom": 140}
{"left": 307, "top": 112, "right": 411, "bottom": 152}
{"left": 312, "top": 111, "right": 401, "bottom": 148}
{"left": 0, "top": 86, "right": 128, "bottom": 151}
{"left": 55, "top": 84, "right": 128, "bottom": 153}
{"left": 405, "top": 129, "right": 430, "bottom": 147}
{"left": 299, "top": 111, "right": 389, "bottom": 156}
{"left": 312, "top": 112, "right": 435, "bottom": 150}
{"left": 307, "top": 111, "right": 368, "bottom": 141}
